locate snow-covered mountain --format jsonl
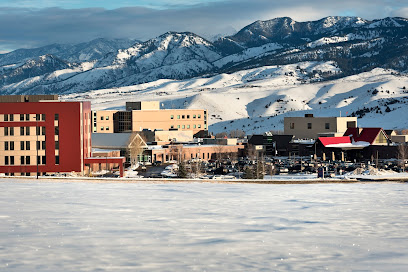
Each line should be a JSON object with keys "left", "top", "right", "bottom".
{"left": 62, "top": 61, "right": 408, "bottom": 133}
{"left": 1, "top": 16, "right": 408, "bottom": 95}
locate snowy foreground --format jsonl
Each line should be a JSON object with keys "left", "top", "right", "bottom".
{"left": 1, "top": 180, "right": 408, "bottom": 271}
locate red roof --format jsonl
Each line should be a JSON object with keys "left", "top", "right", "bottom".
{"left": 318, "top": 136, "right": 351, "bottom": 147}
{"left": 344, "top": 128, "right": 387, "bottom": 144}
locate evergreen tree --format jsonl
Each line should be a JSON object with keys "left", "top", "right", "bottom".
{"left": 177, "top": 162, "right": 188, "bottom": 178}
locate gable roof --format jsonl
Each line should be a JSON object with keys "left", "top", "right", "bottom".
{"left": 319, "top": 136, "right": 352, "bottom": 147}
{"left": 344, "top": 127, "right": 388, "bottom": 144}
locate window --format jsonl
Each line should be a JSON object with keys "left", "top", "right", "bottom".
{"left": 290, "top": 123, "right": 295, "bottom": 129}
{"left": 26, "top": 156, "right": 30, "bottom": 165}
{"left": 20, "top": 127, "right": 24, "bottom": 136}
{"left": 10, "top": 114, "right": 14, "bottom": 121}
{"left": 10, "top": 127, "right": 14, "bottom": 136}
{"left": 187, "top": 115, "right": 190, "bottom": 119}
{"left": 4, "top": 127, "right": 8, "bottom": 136}
{"left": 177, "top": 115, "right": 180, "bottom": 119}
{"left": 54, "top": 114, "right": 59, "bottom": 121}
{"left": 171, "top": 115, "right": 174, "bottom": 119}
{"left": 347, "top": 121, "right": 356, "bottom": 128}
{"left": 182, "top": 115, "right": 185, "bottom": 119}
{"left": 194, "top": 125, "right": 196, "bottom": 128}
{"left": 26, "top": 127, "right": 30, "bottom": 136}
{"left": 325, "top": 123, "right": 330, "bottom": 129}
{"left": 101, "top": 127, "right": 104, "bottom": 131}
{"left": 177, "top": 125, "right": 180, "bottom": 128}
{"left": 26, "top": 114, "right": 29, "bottom": 121}
{"left": 37, "top": 156, "right": 41, "bottom": 165}
{"left": 55, "top": 141, "right": 59, "bottom": 150}
{"left": 42, "top": 141, "right": 46, "bottom": 150}
{"left": 4, "top": 142, "right": 8, "bottom": 151}
{"left": 182, "top": 125, "right": 185, "bottom": 129}
{"left": 42, "top": 127, "right": 45, "bottom": 135}
{"left": 198, "top": 114, "right": 201, "bottom": 119}
{"left": 93, "top": 127, "right": 97, "bottom": 133}
{"left": 26, "top": 141, "right": 30, "bottom": 150}
{"left": 5, "top": 156, "right": 9, "bottom": 165}
{"left": 171, "top": 125, "right": 174, "bottom": 128}
{"left": 10, "top": 156, "right": 14, "bottom": 165}
{"left": 36, "top": 141, "right": 40, "bottom": 150}
{"left": 307, "top": 123, "right": 312, "bottom": 129}
{"left": 55, "top": 155, "right": 59, "bottom": 165}
{"left": 10, "top": 141, "right": 14, "bottom": 151}
{"left": 36, "top": 126, "right": 40, "bottom": 136}
{"left": 187, "top": 125, "right": 190, "bottom": 129}
{"left": 55, "top": 127, "right": 59, "bottom": 136}
{"left": 20, "top": 156, "right": 25, "bottom": 165}
{"left": 20, "top": 114, "right": 24, "bottom": 121}
{"left": 101, "top": 116, "right": 104, "bottom": 120}
{"left": 106, "top": 116, "right": 109, "bottom": 120}
{"left": 4, "top": 115, "right": 8, "bottom": 122}
{"left": 41, "top": 114, "right": 46, "bottom": 121}
{"left": 198, "top": 124, "right": 201, "bottom": 128}
{"left": 35, "top": 114, "right": 40, "bottom": 121}
{"left": 42, "top": 156, "right": 46, "bottom": 165}
{"left": 106, "top": 126, "right": 109, "bottom": 131}
{"left": 20, "top": 141, "right": 25, "bottom": 150}
{"left": 193, "top": 115, "right": 196, "bottom": 118}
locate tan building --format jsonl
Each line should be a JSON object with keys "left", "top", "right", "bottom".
{"left": 92, "top": 101, "right": 208, "bottom": 136}
{"left": 284, "top": 114, "right": 357, "bottom": 139}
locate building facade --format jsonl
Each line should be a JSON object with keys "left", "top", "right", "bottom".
{"left": 92, "top": 101, "right": 208, "bottom": 136}
{"left": 284, "top": 114, "right": 357, "bottom": 139}
{"left": 0, "top": 96, "right": 91, "bottom": 176}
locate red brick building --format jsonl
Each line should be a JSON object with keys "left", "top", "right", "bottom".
{"left": 0, "top": 95, "right": 92, "bottom": 176}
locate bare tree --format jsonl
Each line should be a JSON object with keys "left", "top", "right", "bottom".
{"left": 128, "top": 133, "right": 147, "bottom": 167}
{"left": 215, "top": 132, "right": 228, "bottom": 138}
{"left": 398, "top": 144, "right": 408, "bottom": 172}
{"left": 229, "top": 129, "right": 245, "bottom": 139}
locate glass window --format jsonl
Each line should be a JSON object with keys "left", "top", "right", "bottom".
{"left": 171, "top": 115, "right": 174, "bottom": 119}
{"left": 171, "top": 125, "right": 174, "bottom": 128}
{"left": 20, "top": 141, "right": 25, "bottom": 150}
{"left": 194, "top": 125, "right": 196, "bottom": 128}
{"left": 54, "top": 114, "right": 59, "bottom": 121}
{"left": 26, "top": 114, "right": 29, "bottom": 121}
{"left": 10, "top": 156, "right": 14, "bottom": 165}
{"left": 36, "top": 126, "right": 40, "bottom": 136}
{"left": 106, "top": 116, "right": 109, "bottom": 120}
{"left": 325, "top": 123, "right": 330, "bottom": 129}
{"left": 198, "top": 124, "right": 201, "bottom": 128}
{"left": 290, "top": 123, "right": 295, "bottom": 129}
{"left": 55, "top": 141, "right": 59, "bottom": 150}
{"left": 101, "top": 127, "right": 104, "bottom": 131}
{"left": 55, "top": 155, "right": 59, "bottom": 165}
{"left": 26, "top": 141, "right": 30, "bottom": 150}
{"left": 187, "top": 125, "right": 190, "bottom": 129}
{"left": 36, "top": 141, "right": 40, "bottom": 150}
{"left": 41, "top": 127, "right": 45, "bottom": 135}
{"left": 26, "top": 127, "right": 30, "bottom": 136}
{"left": 101, "top": 116, "right": 104, "bottom": 120}
{"left": 20, "top": 156, "right": 25, "bottom": 165}
{"left": 20, "top": 114, "right": 24, "bottom": 121}
{"left": 177, "top": 115, "right": 180, "bottom": 119}
{"left": 41, "top": 114, "right": 46, "bottom": 121}
{"left": 36, "top": 114, "right": 40, "bottom": 121}
{"left": 106, "top": 126, "right": 109, "bottom": 131}
{"left": 182, "top": 125, "right": 185, "bottom": 129}
{"left": 20, "top": 127, "right": 24, "bottom": 136}
{"left": 10, "top": 141, "right": 14, "bottom": 150}
{"left": 42, "top": 141, "right": 46, "bottom": 150}
{"left": 10, "top": 114, "right": 14, "bottom": 121}
{"left": 177, "top": 125, "right": 180, "bottom": 128}
{"left": 4, "top": 142, "right": 8, "bottom": 151}
{"left": 4, "top": 114, "right": 8, "bottom": 122}
{"left": 42, "top": 156, "right": 46, "bottom": 165}
{"left": 307, "top": 123, "right": 312, "bottom": 129}
{"left": 198, "top": 114, "right": 201, "bottom": 118}
{"left": 55, "top": 127, "right": 59, "bottom": 135}
{"left": 4, "top": 127, "right": 8, "bottom": 136}
{"left": 26, "top": 156, "right": 30, "bottom": 165}
{"left": 182, "top": 115, "right": 185, "bottom": 119}
{"left": 5, "top": 156, "right": 9, "bottom": 165}
{"left": 10, "top": 127, "right": 14, "bottom": 136}
{"left": 193, "top": 115, "right": 196, "bottom": 118}
{"left": 187, "top": 115, "right": 190, "bottom": 119}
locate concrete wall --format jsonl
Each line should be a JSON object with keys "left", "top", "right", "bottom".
{"left": 284, "top": 116, "right": 357, "bottom": 139}
{"left": 92, "top": 110, "right": 115, "bottom": 133}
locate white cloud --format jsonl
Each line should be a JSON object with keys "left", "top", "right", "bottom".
{"left": 0, "top": 0, "right": 405, "bottom": 51}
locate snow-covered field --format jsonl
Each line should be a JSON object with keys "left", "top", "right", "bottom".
{"left": 63, "top": 63, "right": 408, "bottom": 134}
{"left": 1, "top": 180, "right": 407, "bottom": 271}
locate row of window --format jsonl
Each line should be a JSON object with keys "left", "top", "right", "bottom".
{"left": 3, "top": 155, "right": 59, "bottom": 166}
{"left": 3, "top": 126, "right": 47, "bottom": 136}
{"left": 100, "top": 126, "right": 110, "bottom": 131}
{"left": 170, "top": 124, "right": 202, "bottom": 129}
{"left": 2, "top": 113, "right": 47, "bottom": 122}
{"left": 3, "top": 140, "right": 59, "bottom": 151}
{"left": 100, "top": 116, "right": 110, "bottom": 121}
{"left": 171, "top": 114, "right": 202, "bottom": 120}
{"left": 289, "top": 123, "right": 331, "bottom": 130}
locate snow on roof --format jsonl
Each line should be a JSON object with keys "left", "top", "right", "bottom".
{"left": 318, "top": 136, "right": 370, "bottom": 149}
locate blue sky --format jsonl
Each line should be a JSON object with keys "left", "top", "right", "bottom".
{"left": 0, "top": 0, "right": 407, "bottom": 52}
